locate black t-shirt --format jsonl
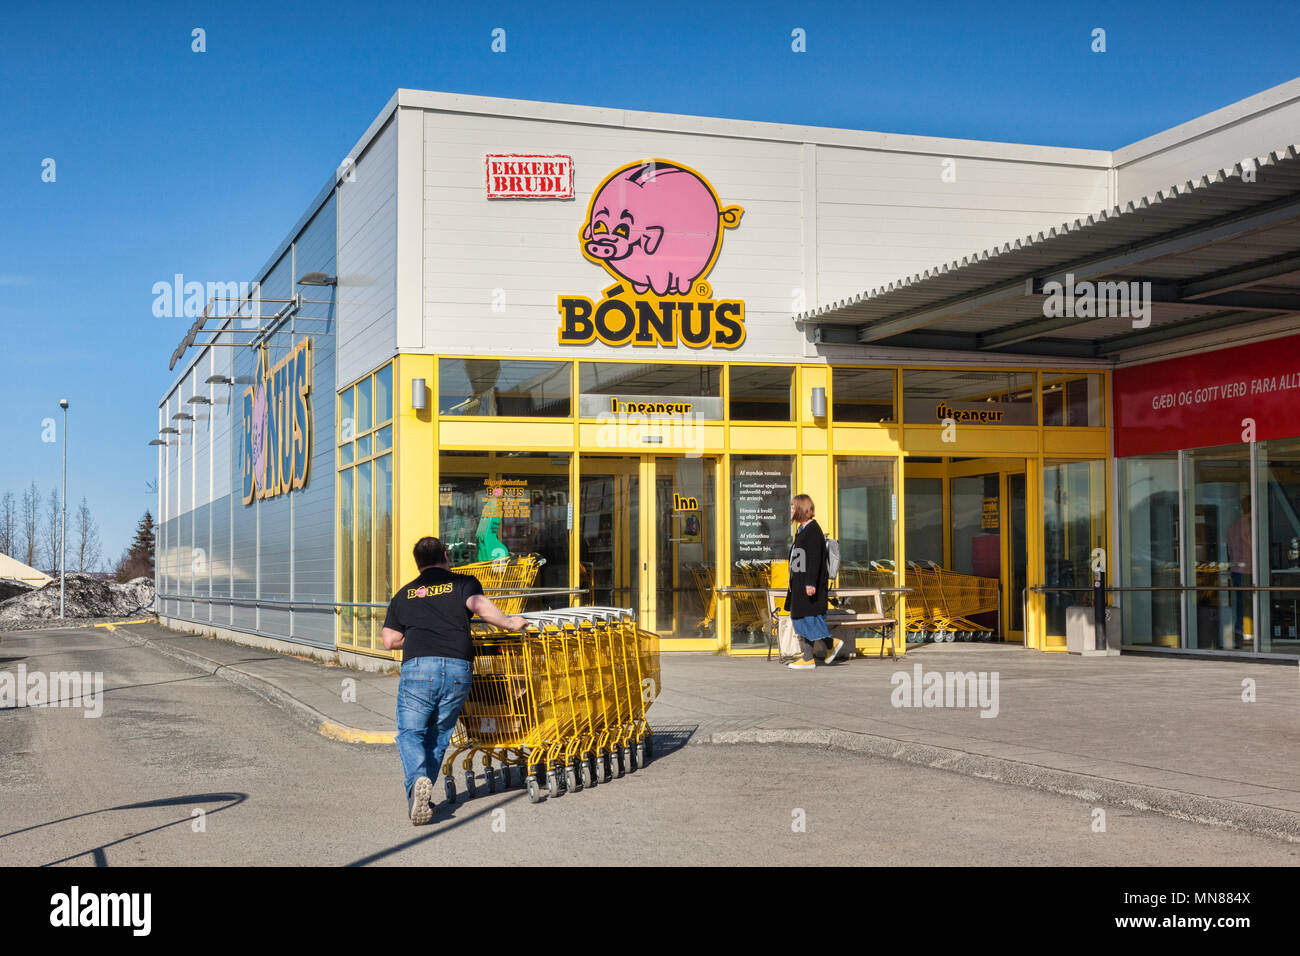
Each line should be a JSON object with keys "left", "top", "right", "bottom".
{"left": 382, "top": 567, "right": 484, "bottom": 663}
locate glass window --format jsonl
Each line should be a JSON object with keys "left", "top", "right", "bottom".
{"left": 580, "top": 362, "right": 722, "bottom": 419}
{"left": 339, "top": 442, "right": 354, "bottom": 466}
{"left": 729, "top": 365, "right": 793, "bottom": 421}
{"left": 355, "top": 459, "right": 373, "bottom": 649}
{"left": 902, "top": 370, "right": 1035, "bottom": 425}
{"left": 375, "top": 424, "right": 392, "bottom": 453}
{"left": 338, "top": 468, "right": 354, "bottom": 643}
{"left": 356, "top": 434, "right": 372, "bottom": 460}
{"left": 1258, "top": 438, "right": 1300, "bottom": 655}
{"left": 1185, "top": 445, "right": 1252, "bottom": 652}
{"left": 833, "top": 368, "right": 896, "bottom": 423}
{"left": 1043, "top": 459, "right": 1105, "bottom": 641}
{"left": 375, "top": 454, "right": 393, "bottom": 610}
{"left": 835, "top": 457, "right": 897, "bottom": 584}
{"left": 374, "top": 365, "right": 393, "bottom": 425}
{"left": 1043, "top": 373, "right": 1104, "bottom": 427}
{"left": 729, "top": 455, "right": 793, "bottom": 649}
{"left": 339, "top": 387, "right": 355, "bottom": 442}
{"left": 1119, "top": 454, "right": 1181, "bottom": 649}
{"left": 438, "top": 451, "right": 571, "bottom": 609}
{"left": 904, "top": 477, "right": 942, "bottom": 565}
{"left": 439, "top": 358, "right": 571, "bottom": 417}
{"left": 355, "top": 376, "right": 373, "bottom": 434}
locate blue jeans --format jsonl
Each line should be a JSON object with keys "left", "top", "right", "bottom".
{"left": 396, "top": 656, "right": 472, "bottom": 798}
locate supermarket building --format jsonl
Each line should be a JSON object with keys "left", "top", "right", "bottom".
{"left": 156, "top": 79, "right": 1300, "bottom": 663}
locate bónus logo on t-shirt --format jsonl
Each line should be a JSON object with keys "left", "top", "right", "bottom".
{"left": 408, "top": 583, "right": 454, "bottom": 599}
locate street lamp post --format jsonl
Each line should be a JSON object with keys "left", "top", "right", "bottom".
{"left": 59, "top": 399, "right": 68, "bottom": 620}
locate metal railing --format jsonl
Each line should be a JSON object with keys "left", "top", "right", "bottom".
{"left": 156, "top": 587, "right": 588, "bottom": 611}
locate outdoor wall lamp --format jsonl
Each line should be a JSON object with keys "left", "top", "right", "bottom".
{"left": 298, "top": 272, "right": 337, "bottom": 286}
{"left": 411, "top": 378, "right": 428, "bottom": 411}
{"left": 810, "top": 386, "right": 827, "bottom": 418}
{"left": 205, "top": 375, "right": 233, "bottom": 385}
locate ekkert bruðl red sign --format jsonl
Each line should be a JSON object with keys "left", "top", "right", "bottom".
{"left": 486, "top": 154, "right": 573, "bottom": 199}
{"left": 1113, "top": 333, "right": 1300, "bottom": 457}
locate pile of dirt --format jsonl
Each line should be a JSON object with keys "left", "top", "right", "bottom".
{"left": 0, "top": 573, "right": 154, "bottom": 626}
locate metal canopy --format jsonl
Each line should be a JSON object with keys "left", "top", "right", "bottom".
{"left": 797, "top": 146, "right": 1300, "bottom": 358}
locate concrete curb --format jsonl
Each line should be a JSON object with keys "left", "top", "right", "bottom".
{"left": 693, "top": 727, "right": 1300, "bottom": 845}
{"left": 114, "top": 626, "right": 396, "bottom": 745}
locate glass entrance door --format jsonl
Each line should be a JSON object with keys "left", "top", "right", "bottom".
{"left": 650, "top": 456, "right": 718, "bottom": 639}
{"left": 578, "top": 457, "right": 639, "bottom": 612}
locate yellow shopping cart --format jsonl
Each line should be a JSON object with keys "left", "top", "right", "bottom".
{"left": 441, "top": 607, "right": 660, "bottom": 804}
{"left": 452, "top": 553, "right": 547, "bottom": 614}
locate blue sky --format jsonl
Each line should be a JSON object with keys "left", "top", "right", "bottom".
{"left": 2, "top": 0, "right": 1298, "bottom": 567}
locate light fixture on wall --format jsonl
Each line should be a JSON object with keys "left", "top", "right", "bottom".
{"left": 206, "top": 374, "right": 233, "bottom": 385}
{"left": 810, "top": 386, "right": 827, "bottom": 419}
{"left": 298, "top": 272, "right": 337, "bottom": 286}
{"left": 148, "top": 439, "right": 167, "bottom": 446}
{"left": 411, "top": 378, "right": 428, "bottom": 411}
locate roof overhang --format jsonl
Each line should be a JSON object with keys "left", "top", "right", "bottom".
{"left": 797, "top": 146, "right": 1300, "bottom": 360}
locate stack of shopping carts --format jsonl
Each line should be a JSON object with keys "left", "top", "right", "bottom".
{"left": 902, "top": 560, "right": 998, "bottom": 642}
{"left": 452, "top": 554, "right": 547, "bottom": 614}
{"left": 441, "top": 607, "right": 660, "bottom": 805}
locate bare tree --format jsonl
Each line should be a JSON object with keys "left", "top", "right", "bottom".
{"left": 0, "top": 491, "right": 15, "bottom": 557}
{"left": 74, "top": 497, "right": 102, "bottom": 573}
{"left": 43, "top": 487, "right": 61, "bottom": 574}
{"left": 21, "top": 482, "right": 40, "bottom": 569}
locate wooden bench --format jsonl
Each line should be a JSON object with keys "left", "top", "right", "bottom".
{"left": 763, "top": 586, "right": 899, "bottom": 661}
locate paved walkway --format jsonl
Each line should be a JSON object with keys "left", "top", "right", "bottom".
{"left": 105, "top": 621, "right": 1300, "bottom": 840}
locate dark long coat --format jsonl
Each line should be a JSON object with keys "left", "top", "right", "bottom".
{"left": 784, "top": 518, "right": 828, "bottom": 619}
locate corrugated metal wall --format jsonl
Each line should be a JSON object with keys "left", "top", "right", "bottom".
{"left": 157, "top": 192, "right": 339, "bottom": 649}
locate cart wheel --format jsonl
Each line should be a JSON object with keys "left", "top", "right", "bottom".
{"left": 614, "top": 749, "right": 625, "bottom": 778}
{"left": 580, "top": 757, "right": 596, "bottom": 789}
{"left": 546, "top": 769, "right": 561, "bottom": 798}
{"left": 637, "top": 739, "right": 648, "bottom": 768}
{"left": 643, "top": 735, "right": 654, "bottom": 763}
{"left": 485, "top": 766, "right": 498, "bottom": 794}
{"left": 498, "top": 765, "right": 511, "bottom": 789}
{"left": 624, "top": 745, "right": 636, "bottom": 773}
{"left": 444, "top": 776, "right": 456, "bottom": 805}
{"left": 526, "top": 776, "right": 543, "bottom": 804}
{"left": 597, "top": 753, "right": 611, "bottom": 784}
{"left": 565, "top": 763, "right": 581, "bottom": 793}
{"left": 464, "top": 770, "right": 477, "bottom": 799}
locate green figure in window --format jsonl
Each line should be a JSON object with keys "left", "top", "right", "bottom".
{"left": 476, "top": 514, "right": 509, "bottom": 562}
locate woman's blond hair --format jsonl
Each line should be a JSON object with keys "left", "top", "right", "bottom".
{"left": 791, "top": 494, "right": 815, "bottom": 523}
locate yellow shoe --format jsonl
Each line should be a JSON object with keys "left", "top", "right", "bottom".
{"left": 787, "top": 658, "right": 815, "bottom": 670}
{"left": 825, "top": 637, "right": 845, "bottom": 664}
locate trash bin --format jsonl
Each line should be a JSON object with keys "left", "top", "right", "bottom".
{"left": 1066, "top": 604, "right": 1121, "bottom": 655}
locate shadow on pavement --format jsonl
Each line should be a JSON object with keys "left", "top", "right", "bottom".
{"left": 0, "top": 791, "right": 249, "bottom": 866}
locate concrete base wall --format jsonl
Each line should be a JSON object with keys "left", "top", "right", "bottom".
{"left": 157, "top": 615, "right": 397, "bottom": 673}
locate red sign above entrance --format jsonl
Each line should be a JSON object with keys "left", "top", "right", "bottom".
{"left": 1113, "top": 333, "right": 1300, "bottom": 457}
{"left": 485, "top": 154, "right": 574, "bottom": 199}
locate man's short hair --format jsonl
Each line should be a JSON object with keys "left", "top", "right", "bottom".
{"left": 413, "top": 536, "right": 448, "bottom": 570}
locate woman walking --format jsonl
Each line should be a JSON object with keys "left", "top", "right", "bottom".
{"left": 785, "top": 494, "right": 843, "bottom": 670}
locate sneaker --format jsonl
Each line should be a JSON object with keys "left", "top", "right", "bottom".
{"left": 408, "top": 776, "right": 434, "bottom": 825}
{"left": 824, "top": 637, "right": 845, "bottom": 664}
{"left": 788, "top": 658, "right": 815, "bottom": 670}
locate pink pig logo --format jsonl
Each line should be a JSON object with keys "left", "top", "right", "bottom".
{"left": 581, "top": 160, "right": 743, "bottom": 297}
